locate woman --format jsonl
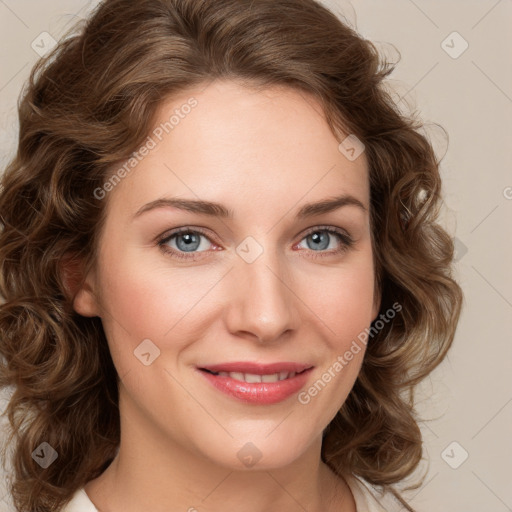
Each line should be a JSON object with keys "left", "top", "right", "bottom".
{"left": 0, "top": 0, "right": 463, "bottom": 511}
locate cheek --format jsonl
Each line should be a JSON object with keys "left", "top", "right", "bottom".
{"left": 94, "top": 247, "right": 220, "bottom": 369}
{"left": 308, "top": 256, "right": 376, "bottom": 346}
{"left": 296, "top": 258, "right": 375, "bottom": 415}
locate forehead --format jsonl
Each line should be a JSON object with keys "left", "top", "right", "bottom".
{"left": 106, "top": 79, "right": 369, "bottom": 219}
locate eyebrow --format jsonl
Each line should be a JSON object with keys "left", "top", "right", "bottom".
{"left": 133, "top": 194, "right": 367, "bottom": 220}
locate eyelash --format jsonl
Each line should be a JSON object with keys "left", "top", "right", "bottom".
{"left": 157, "top": 225, "right": 354, "bottom": 261}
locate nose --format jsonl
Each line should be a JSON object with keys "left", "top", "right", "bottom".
{"left": 224, "top": 247, "right": 301, "bottom": 344}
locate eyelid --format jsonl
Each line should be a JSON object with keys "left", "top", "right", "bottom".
{"left": 156, "top": 226, "right": 216, "bottom": 245}
{"left": 157, "top": 225, "right": 354, "bottom": 260}
{"left": 294, "top": 225, "right": 354, "bottom": 258}
{"left": 300, "top": 224, "right": 352, "bottom": 240}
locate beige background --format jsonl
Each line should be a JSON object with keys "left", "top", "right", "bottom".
{"left": 0, "top": 1, "right": 511, "bottom": 511}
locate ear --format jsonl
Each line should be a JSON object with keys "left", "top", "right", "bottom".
{"left": 60, "top": 253, "right": 101, "bottom": 317}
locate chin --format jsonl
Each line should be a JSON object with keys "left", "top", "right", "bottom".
{"left": 192, "top": 429, "right": 315, "bottom": 472}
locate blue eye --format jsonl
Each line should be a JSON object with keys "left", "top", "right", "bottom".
{"left": 296, "top": 227, "right": 354, "bottom": 258}
{"left": 158, "top": 228, "right": 214, "bottom": 260}
{"left": 157, "top": 226, "right": 354, "bottom": 261}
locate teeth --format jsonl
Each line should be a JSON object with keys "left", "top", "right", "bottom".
{"left": 244, "top": 373, "right": 262, "bottom": 383}
{"left": 215, "top": 371, "right": 298, "bottom": 383}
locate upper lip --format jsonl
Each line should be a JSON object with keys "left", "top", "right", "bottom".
{"left": 199, "top": 362, "right": 314, "bottom": 374}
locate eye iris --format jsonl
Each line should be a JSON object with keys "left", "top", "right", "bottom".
{"left": 167, "top": 229, "right": 341, "bottom": 255}
{"left": 308, "top": 231, "right": 330, "bottom": 251}
{"left": 176, "top": 232, "right": 201, "bottom": 252}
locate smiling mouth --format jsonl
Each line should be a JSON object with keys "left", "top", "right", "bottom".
{"left": 197, "top": 364, "right": 314, "bottom": 404}
{"left": 200, "top": 368, "right": 309, "bottom": 383}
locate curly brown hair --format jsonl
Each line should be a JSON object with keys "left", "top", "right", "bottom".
{"left": 0, "top": 0, "right": 463, "bottom": 511}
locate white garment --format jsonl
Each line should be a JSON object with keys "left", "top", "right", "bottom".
{"left": 63, "top": 474, "right": 389, "bottom": 511}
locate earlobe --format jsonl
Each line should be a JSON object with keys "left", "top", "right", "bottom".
{"left": 60, "top": 254, "right": 101, "bottom": 317}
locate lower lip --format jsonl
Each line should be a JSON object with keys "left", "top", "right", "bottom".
{"left": 198, "top": 368, "right": 313, "bottom": 405}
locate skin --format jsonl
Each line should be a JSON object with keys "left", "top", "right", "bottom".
{"left": 73, "top": 79, "right": 380, "bottom": 512}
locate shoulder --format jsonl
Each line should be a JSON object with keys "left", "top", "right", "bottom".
{"left": 344, "top": 474, "right": 400, "bottom": 512}
{"left": 61, "top": 488, "right": 99, "bottom": 512}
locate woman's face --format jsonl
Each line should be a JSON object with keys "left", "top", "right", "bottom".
{"left": 76, "top": 79, "right": 379, "bottom": 470}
